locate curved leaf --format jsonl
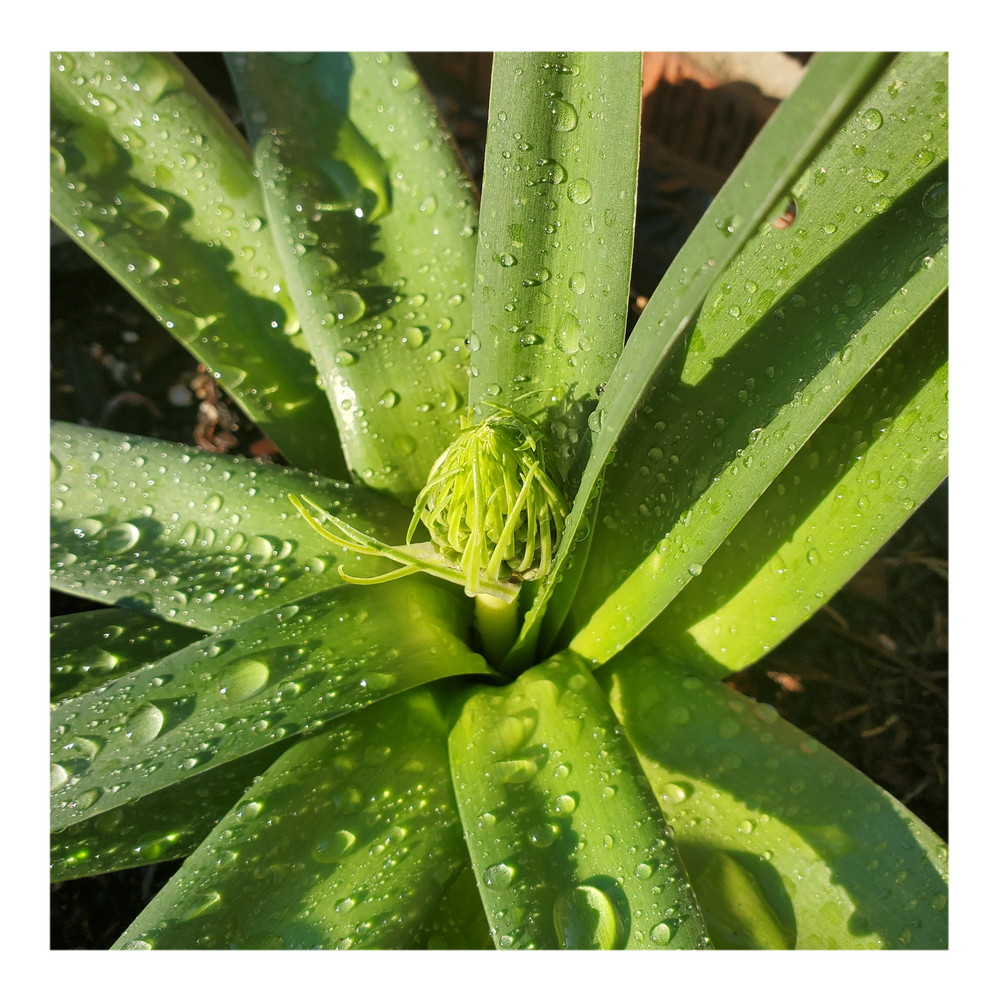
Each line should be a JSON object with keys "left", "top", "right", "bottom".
{"left": 226, "top": 52, "right": 478, "bottom": 502}
{"left": 49, "top": 52, "right": 344, "bottom": 477}
{"left": 569, "top": 52, "right": 948, "bottom": 665}
{"left": 413, "top": 864, "right": 495, "bottom": 949}
{"left": 502, "top": 52, "right": 892, "bottom": 673}
{"left": 469, "top": 52, "right": 641, "bottom": 487}
{"left": 51, "top": 607, "right": 203, "bottom": 704}
{"left": 51, "top": 577, "right": 490, "bottom": 832}
{"left": 642, "top": 294, "right": 948, "bottom": 675}
{"left": 596, "top": 641, "right": 948, "bottom": 949}
{"left": 50, "top": 421, "right": 410, "bottom": 631}
{"left": 449, "top": 650, "right": 709, "bottom": 949}
{"left": 52, "top": 742, "right": 286, "bottom": 881}
{"left": 113, "top": 686, "right": 467, "bottom": 949}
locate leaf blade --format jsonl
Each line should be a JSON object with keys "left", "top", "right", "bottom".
{"left": 567, "top": 52, "right": 949, "bottom": 665}
{"left": 225, "top": 52, "right": 479, "bottom": 502}
{"left": 597, "top": 641, "right": 948, "bottom": 949}
{"left": 51, "top": 578, "right": 491, "bottom": 832}
{"left": 50, "top": 421, "right": 410, "bottom": 631}
{"left": 49, "top": 52, "right": 344, "bottom": 477}
{"left": 449, "top": 649, "right": 710, "bottom": 949}
{"left": 643, "top": 294, "right": 948, "bottom": 675}
{"left": 51, "top": 607, "right": 204, "bottom": 704}
{"left": 502, "top": 52, "right": 894, "bottom": 672}
{"left": 113, "top": 686, "right": 468, "bottom": 949}
{"left": 469, "top": 52, "right": 641, "bottom": 487}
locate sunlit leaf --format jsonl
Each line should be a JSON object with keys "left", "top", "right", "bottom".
{"left": 50, "top": 422, "right": 410, "bottom": 630}
{"left": 413, "top": 864, "right": 495, "bottom": 949}
{"left": 641, "top": 295, "right": 948, "bottom": 675}
{"left": 567, "top": 52, "right": 948, "bottom": 666}
{"left": 51, "top": 607, "right": 203, "bottom": 704}
{"left": 503, "top": 52, "right": 892, "bottom": 672}
{"left": 225, "top": 52, "right": 478, "bottom": 502}
{"left": 597, "top": 641, "right": 948, "bottom": 949}
{"left": 50, "top": 52, "right": 345, "bottom": 477}
{"left": 469, "top": 53, "right": 641, "bottom": 489}
{"left": 52, "top": 742, "right": 286, "bottom": 881}
{"left": 113, "top": 686, "right": 467, "bottom": 949}
{"left": 450, "top": 649, "right": 710, "bottom": 949}
{"left": 51, "top": 578, "right": 491, "bottom": 832}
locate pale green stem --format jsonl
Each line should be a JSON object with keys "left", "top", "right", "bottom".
{"left": 475, "top": 593, "right": 519, "bottom": 669}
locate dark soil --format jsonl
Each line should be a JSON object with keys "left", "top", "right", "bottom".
{"left": 50, "top": 52, "right": 947, "bottom": 948}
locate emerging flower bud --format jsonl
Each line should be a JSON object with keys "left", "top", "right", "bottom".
{"left": 408, "top": 407, "right": 568, "bottom": 595}
{"left": 290, "top": 406, "right": 568, "bottom": 601}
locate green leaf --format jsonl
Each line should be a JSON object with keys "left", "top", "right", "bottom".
{"left": 49, "top": 52, "right": 345, "bottom": 477}
{"left": 567, "top": 53, "right": 948, "bottom": 666}
{"left": 225, "top": 52, "right": 478, "bottom": 502}
{"left": 52, "top": 742, "right": 286, "bottom": 881}
{"left": 502, "top": 52, "right": 893, "bottom": 673}
{"left": 51, "top": 607, "right": 203, "bottom": 704}
{"left": 469, "top": 53, "right": 641, "bottom": 487}
{"left": 596, "top": 641, "right": 948, "bottom": 949}
{"left": 413, "top": 864, "right": 495, "bottom": 949}
{"left": 50, "top": 421, "right": 411, "bottom": 630}
{"left": 51, "top": 577, "right": 491, "bottom": 832}
{"left": 113, "top": 686, "right": 467, "bottom": 949}
{"left": 641, "top": 294, "right": 948, "bottom": 675}
{"left": 449, "top": 649, "right": 710, "bottom": 949}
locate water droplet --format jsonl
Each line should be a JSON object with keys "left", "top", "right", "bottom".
{"left": 861, "top": 107, "right": 883, "bottom": 130}
{"left": 569, "top": 272, "right": 586, "bottom": 295}
{"left": 687, "top": 563, "right": 703, "bottom": 577}
{"left": 420, "top": 194, "right": 437, "bottom": 216}
{"left": 393, "top": 434, "right": 418, "bottom": 458}
{"left": 548, "top": 98, "right": 578, "bottom": 132}
{"left": 499, "top": 253, "right": 517, "bottom": 268}
{"left": 530, "top": 823, "right": 558, "bottom": 848}
{"left": 554, "top": 793, "right": 577, "bottom": 814}
{"left": 379, "top": 389, "right": 399, "bottom": 408}
{"left": 335, "top": 350, "right": 358, "bottom": 366}
{"left": 931, "top": 893, "right": 947, "bottom": 911}
{"left": 103, "top": 522, "right": 141, "bottom": 555}
{"left": 182, "top": 890, "right": 222, "bottom": 921}
{"left": 844, "top": 284, "right": 863, "bottom": 307}
{"left": 483, "top": 862, "right": 514, "bottom": 890}
{"left": 126, "top": 250, "right": 161, "bottom": 278}
{"left": 330, "top": 290, "right": 365, "bottom": 325}
{"left": 567, "top": 178, "right": 593, "bottom": 204}
{"left": 402, "top": 326, "right": 428, "bottom": 347}
{"left": 553, "top": 885, "right": 622, "bottom": 949}
{"left": 634, "top": 863, "right": 653, "bottom": 880}
{"left": 667, "top": 706, "right": 690, "bottom": 725}
{"left": 866, "top": 168, "right": 888, "bottom": 185}
{"left": 51, "top": 763, "right": 69, "bottom": 791}
{"left": 313, "top": 830, "right": 357, "bottom": 862}
{"left": 922, "top": 181, "right": 948, "bottom": 218}
{"left": 71, "top": 518, "right": 104, "bottom": 539}
{"left": 125, "top": 703, "right": 164, "bottom": 745}
{"left": 557, "top": 312, "right": 581, "bottom": 353}
{"left": 661, "top": 783, "right": 687, "bottom": 804}
{"left": 217, "top": 658, "right": 269, "bottom": 702}
{"left": 650, "top": 922, "right": 673, "bottom": 946}
{"left": 753, "top": 703, "right": 779, "bottom": 724}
